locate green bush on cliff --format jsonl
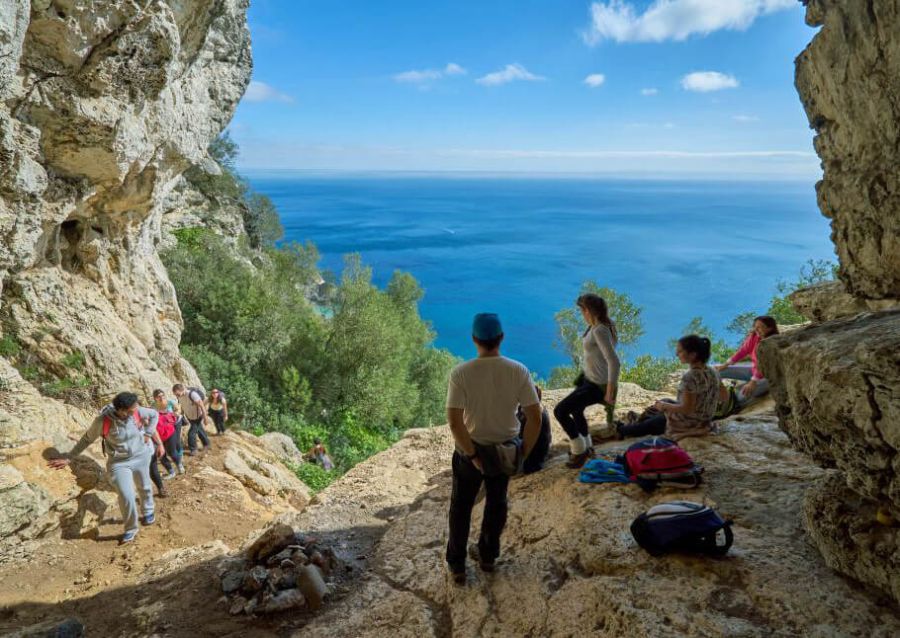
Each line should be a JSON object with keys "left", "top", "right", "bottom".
{"left": 163, "top": 228, "right": 456, "bottom": 488}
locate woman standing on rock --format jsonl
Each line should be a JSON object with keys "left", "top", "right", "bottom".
{"left": 553, "top": 293, "right": 620, "bottom": 469}
{"left": 715, "top": 316, "right": 778, "bottom": 405}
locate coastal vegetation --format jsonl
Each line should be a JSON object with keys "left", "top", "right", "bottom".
{"left": 164, "top": 137, "right": 457, "bottom": 490}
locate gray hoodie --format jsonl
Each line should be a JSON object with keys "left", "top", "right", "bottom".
{"left": 68, "top": 405, "right": 159, "bottom": 463}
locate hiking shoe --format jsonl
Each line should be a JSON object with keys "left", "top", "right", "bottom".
{"left": 177, "top": 463, "right": 185, "bottom": 475}
{"left": 468, "top": 545, "right": 496, "bottom": 572}
{"left": 163, "top": 469, "right": 177, "bottom": 480}
{"left": 448, "top": 565, "right": 466, "bottom": 586}
{"left": 120, "top": 529, "right": 138, "bottom": 544}
{"left": 157, "top": 488, "right": 168, "bottom": 498}
{"left": 141, "top": 513, "right": 156, "bottom": 526}
{"left": 566, "top": 450, "right": 591, "bottom": 469}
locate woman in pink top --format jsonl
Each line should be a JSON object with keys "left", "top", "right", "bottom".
{"left": 715, "top": 316, "right": 778, "bottom": 403}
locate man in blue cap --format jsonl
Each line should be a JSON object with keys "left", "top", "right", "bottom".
{"left": 445, "top": 312, "right": 542, "bottom": 585}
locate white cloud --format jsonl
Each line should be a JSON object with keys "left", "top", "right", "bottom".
{"left": 244, "top": 80, "right": 294, "bottom": 103}
{"left": 641, "top": 87, "right": 659, "bottom": 96}
{"left": 444, "top": 63, "right": 467, "bottom": 76}
{"left": 393, "top": 69, "right": 443, "bottom": 83}
{"left": 583, "top": 0, "right": 796, "bottom": 44}
{"left": 733, "top": 114, "right": 760, "bottom": 122}
{"left": 681, "top": 71, "right": 739, "bottom": 92}
{"left": 393, "top": 63, "right": 467, "bottom": 84}
{"left": 476, "top": 63, "right": 545, "bottom": 86}
{"left": 584, "top": 73, "right": 606, "bottom": 87}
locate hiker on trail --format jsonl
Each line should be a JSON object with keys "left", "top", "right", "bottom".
{"left": 153, "top": 389, "right": 185, "bottom": 475}
{"left": 147, "top": 425, "right": 169, "bottom": 498}
{"left": 207, "top": 388, "right": 228, "bottom": 435}
{"left": 47, "top": 392, "right": 160, "bottom": 544}
{"left": 517, "top": 386, "right": 552, "bottom": 474}
{"left": 715, "top": 315, "right": 778, "bottom": 405}
{"left": 553, "top": 293, "right": 620, "bottom": 469}
{"left": 173, "top": 383, "right": 211, "bottom": 456}
{"left": 306, "top": 439, "right": 334, "bottom": 471}
{"left": 617, "top": 335, "right": 720, "bottom": 441}
{"left": 446, "top": 313, "right": 542, "bottom": 585}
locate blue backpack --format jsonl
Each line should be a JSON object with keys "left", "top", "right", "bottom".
{"left": 630, "top": 501, "right": 733, "bottom": 557}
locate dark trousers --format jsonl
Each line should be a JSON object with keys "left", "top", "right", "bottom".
{"left": 618, "top": 414, "right": 667, "bottom": 439}
{"left": 161, "top": 436, "right": 180, "bottom": 471}
{"left": 210, "top": 410, "right": 226, "bottom": 434}
{"left": 522, "top": 412, "right": 551, "bottom": 474}
{"left": 187, "top": 417, "right": 210, "bottom": 453}
{"left": 148, "top": 453, "right": 164, "bottom": 493}
{"left": 554, "top": 381, "right": 613, "bottom": 439}
{"left": 446, "top": 452, "right": 510, "bottom": 570}
{"left": 173, "top": 418, "right": 185, "bottom": 461}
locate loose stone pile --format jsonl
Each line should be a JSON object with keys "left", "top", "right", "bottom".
{"left": 221, "top": 524, "right": 336, "bottom": 616}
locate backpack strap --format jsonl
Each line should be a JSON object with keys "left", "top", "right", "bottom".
{"left": 702, "top": 520, "right": 734, "bottom": 556}
{"left": 102, "top": 409, "right": 143, "bottom": 438}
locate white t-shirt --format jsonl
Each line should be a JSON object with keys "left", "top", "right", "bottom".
{"left": 446, "top": 356, "right": 540, "bottom": 445}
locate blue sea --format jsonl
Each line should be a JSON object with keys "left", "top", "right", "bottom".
{"left": 245, "top": 172, "right": 835, "bottom": 378}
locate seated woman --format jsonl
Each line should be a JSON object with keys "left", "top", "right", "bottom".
{"left": 715, "top": 315, "right": 778, "bottom": 405}
{"left": 617, "top": 335, "right": 720, "bottom": 441}
{"left": 517, "top": 386, "right": 552, "bottom": 474}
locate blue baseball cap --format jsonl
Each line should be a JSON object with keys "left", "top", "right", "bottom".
{"left": 472, "top": 313, "right": 503, "bottom": 340}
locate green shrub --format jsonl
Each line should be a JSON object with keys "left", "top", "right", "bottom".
{"left": 61, "top": 350, "right": 86, "bottom": 371}
{"left": 0, "top": 335, "right": 21, "bottom": 357}
{"left": 290, "top": 461, "right": 336, "bottom": 494}
{"left": 621, "top": 355, "right": 683, "bottom": 391}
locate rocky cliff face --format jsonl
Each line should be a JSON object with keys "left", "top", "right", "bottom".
{"left": 0, "top": 0, "right": 251, "bottom": 543}
{"left": 0, "top": 0, "right": 250, "bottom": 395}
{"left": 795, "top": 0, "right": 900, "bottom": 300}
{"left": 760, "top": 0, "right": 900, "bottom": 604}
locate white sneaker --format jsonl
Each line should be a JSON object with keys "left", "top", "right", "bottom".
{"left": 177, "top": 463, "right": 186, "bottom": 475}
{"left": 163, "top": 469, "right": 177, "bottom": 480}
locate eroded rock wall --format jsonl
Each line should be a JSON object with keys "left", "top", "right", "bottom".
{"left": 762, "top": 0, "right": 900, "bottom": 604}
{"left": 796, "top": 0, "right": 900, "bottom": 300}
{"left": 0, "top": 0, "right": 251, "bottom": 395}
{"left": 0, "top": 0, "right": 251, "bottom": 543}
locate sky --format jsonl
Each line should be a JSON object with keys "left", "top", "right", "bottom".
{"left": 230, "top": 0, "right": 820, "bottom": 178}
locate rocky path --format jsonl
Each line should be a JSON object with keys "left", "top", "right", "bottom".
{"left": 0, "top": 429, "right": 306, "bottom": 637}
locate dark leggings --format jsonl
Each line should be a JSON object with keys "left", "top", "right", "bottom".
{"left": 617, "top": 414, "right": 667, "bottom": 439}
{"left": 553, "top": 381, "right": 614, "bottom": 440}
{"left": 149, "top": 454, "right": 164, "bottom": 493}
{"left": 209, "top": 408, "right": 226, "bottom": 434}
{"left": 160, "top": 436, "right": 179, "bottom": 471}
{"left": 446, "top": 452, "right": 509, "bottom": 570}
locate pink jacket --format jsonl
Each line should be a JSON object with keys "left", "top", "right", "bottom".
{"left": 728, "top": 333, "right": 763, "bottom": 380}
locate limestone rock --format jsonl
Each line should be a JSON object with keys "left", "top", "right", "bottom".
{"left": 222, "top": 444, "right": 310, "bottom": 508}
{"left": 244, "top": 523, "right": 297, "bottom": 563}
{"left": 795, "top": 0, "right": 900, "bottom": 299}
{"left": 257, "top": 432, "right": 306, "bottom": 465}
{"left": 289, "top": 413, "right": 900, "bottom": 637}
{"left": 803, "top": 474, "right": 900, "bottom": 606}
{"left": 0, "top": 465, "right": 52, "bottom": 538}
{"left": 790, "top": 281, "right": 899, "bottom": 322}
{"left": 760, "top": 309, "right": 900, "bottom": 512}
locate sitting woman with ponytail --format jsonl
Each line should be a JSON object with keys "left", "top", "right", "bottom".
{"left": 617, "top": 334, "right": 720, "bottom": 441}
{"left": 553, "top": 293, "right": 620, "bottom": 469}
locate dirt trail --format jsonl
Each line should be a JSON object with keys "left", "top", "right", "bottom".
{"left": 0, "top": 431, "right": 295, "bottom": 636}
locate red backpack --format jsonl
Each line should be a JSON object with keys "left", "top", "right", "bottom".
{"left": 620, "top": 437, "right": 703, "bottom": 492}
{"left": 101, "top": 409, "right": 141, "bottom": 456}
{"left": 156, "top": 412, "right": 178, "bottom": 442}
